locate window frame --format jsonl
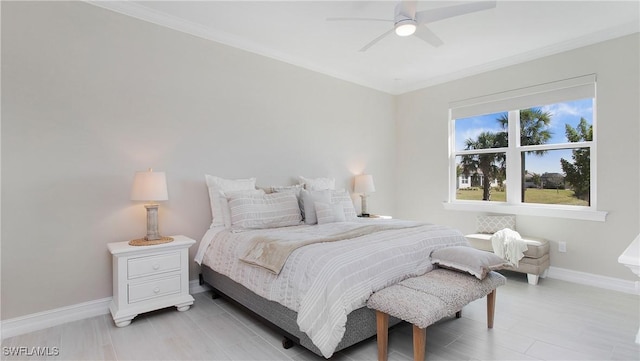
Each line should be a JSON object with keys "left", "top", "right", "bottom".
{"left": 445, "top": 75, "right": 607, "bottom": 222}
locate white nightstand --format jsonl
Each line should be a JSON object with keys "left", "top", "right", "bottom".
{"left": 107, "top": 235, "right": 195, "bottom": 327}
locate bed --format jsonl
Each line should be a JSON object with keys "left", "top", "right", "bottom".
{"left": 195, "top": 176, "right": 470, "bottom": 358}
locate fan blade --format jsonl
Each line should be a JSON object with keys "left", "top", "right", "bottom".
{"left": 416, "top": 1, "right": 496, "bottom": 24}
{"left": 414, "top": 25, "right": 444, "bottom": 47}
{"left": 326, "top": 17, "right": 392, "bottom": 23}
{"left": 359, "top": 28, "right": 395, "bottom": 52}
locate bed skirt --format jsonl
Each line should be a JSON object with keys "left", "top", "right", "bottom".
{"left": 200, "top": 265, "right": 401, "bottom": 358}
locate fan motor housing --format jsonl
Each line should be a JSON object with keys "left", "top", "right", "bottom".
{"left": 394, "top": 18, "right": 417, "bottom": 36}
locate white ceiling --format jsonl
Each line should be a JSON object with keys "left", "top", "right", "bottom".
{"left": 90, "top": 1, "right": 639, "bottom": 95}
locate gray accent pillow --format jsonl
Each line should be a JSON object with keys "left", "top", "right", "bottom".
{"left": 431, "top": 246, "right": 507, "bottom": 280}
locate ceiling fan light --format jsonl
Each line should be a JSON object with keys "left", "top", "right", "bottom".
{"left": 395, "top": 20, "right": 417, "bottom": 36}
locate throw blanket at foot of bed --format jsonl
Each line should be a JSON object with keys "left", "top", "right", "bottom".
{"left": 241, "top": 223, "right": 422, "bottom": 274}
{"left": 367, "top": 269, "right": 506, "bottom": 361}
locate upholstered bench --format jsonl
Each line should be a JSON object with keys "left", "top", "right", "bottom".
{"left": 367, "top": 268, "right": 506, "bottom": 361}
{"left": 465, "top": 233, "right": 549, "bottom": 285}
{"left": 465, "top": 215, "right": 550, "bottom": 285}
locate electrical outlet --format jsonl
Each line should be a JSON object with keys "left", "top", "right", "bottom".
{"left": 558, "top": 241, "right": 567, "bottom": 253}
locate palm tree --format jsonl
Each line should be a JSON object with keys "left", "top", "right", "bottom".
{"left": 560, "top": 118, "right": 592, "bottom": 203}
{"left": 497, "top": 108, "right": 552, "bottom": 202}
{"left": 460, "top": 132, "right": 504, "bottom": 201}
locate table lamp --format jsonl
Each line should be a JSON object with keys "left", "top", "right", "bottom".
{"left": 354, "top": 174, "right": 375, "bottom": 217}
{"left": 130, "top": 168, "right": 173, "bottom": 246}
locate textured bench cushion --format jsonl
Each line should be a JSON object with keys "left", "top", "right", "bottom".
{"left": 366, "top": 285, "right": 451, "bottom": 329}
{"left": 367, "top": 269, "right": 506, "bottom": 329}
{"left": 466, "top": 233, "right": 550, "bottom": 259}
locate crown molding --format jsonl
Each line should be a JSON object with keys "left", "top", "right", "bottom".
{"left": 401, "top": 21, "right": 640, "bottom": 94}
{"left": 85, "top": 1, "right": 387, "bottom": 93}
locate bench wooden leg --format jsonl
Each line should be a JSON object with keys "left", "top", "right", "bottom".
{"left": 375, "top": 311, "right": 389, "bottom": 361}
{"left": 487, "top": 289, "right": 496, "bottom": 328}
{"left": 412, "top": 325, "right": 426, "bottom": 361}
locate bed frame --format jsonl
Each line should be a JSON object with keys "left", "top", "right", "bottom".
{"left": 200, "top": 265, "right": 401, "bottom": 357}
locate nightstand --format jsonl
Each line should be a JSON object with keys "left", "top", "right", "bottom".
{"left": 107, "top": 235, "right": 196, "bottom": 327}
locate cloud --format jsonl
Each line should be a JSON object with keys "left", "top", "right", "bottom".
{"left": 541, "top": 102, "right": 593, "bottom": 126}
{"left": 542, "top": 103, "right": 586, "bottom": 118}
{"left": 460, "top": 127, "right": 490, "bottom": 141}
{"left": 540, "top": 101, "right": 593, "bottom": 142}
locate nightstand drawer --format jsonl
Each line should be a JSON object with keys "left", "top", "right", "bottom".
{"left": 128, "top": 275, "right": 181, "bottom": 303}
{"left": 128, "top": 252, "right": 181, "bottom": 279}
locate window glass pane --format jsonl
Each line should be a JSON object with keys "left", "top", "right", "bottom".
{"left": 522, "top": 148, "right": 590, "bottom": 206}
{"left": 522, "top": 98, "right": 593, "bottom": 147}
{"left": 455, "top": 154, "right": 506, "bottom": 203}
{"left": 454, "top": 111, "right": 508, "bottom": 152}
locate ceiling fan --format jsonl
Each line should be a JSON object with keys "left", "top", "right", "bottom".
{"left": 327, "top": 0, "right": 497, "bottom": 52}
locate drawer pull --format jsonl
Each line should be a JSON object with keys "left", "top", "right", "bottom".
{"left": 127, "top": 275, "right": 181, "bottom": 303}
{"left": 127, "top": 253, "right": 181, "bottom": 279}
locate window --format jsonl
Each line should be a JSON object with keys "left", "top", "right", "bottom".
{"left": 447, "top": 75, "right": 606, "bottom": 221}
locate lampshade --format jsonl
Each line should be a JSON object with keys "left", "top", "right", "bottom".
{"left": 354, "top": 174, "right": 376, "bottom": 194}
{"left": 131, "top": 169, "right": 168, "bottom": 201}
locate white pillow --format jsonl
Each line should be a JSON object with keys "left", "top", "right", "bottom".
{"left": 330, "top": 190, "right": 358, "bottom": 220}
{"left": 228, "top": 192, "right": 302, "bottom": 230}
{"left": 301, "top": 189, "right": 331, "bottom": 224}
{"left": 219, "top": 189, "right": 265, "bottom": 228}
{"left": 315, "top": 202, "right": 346, "bottom": 225}
{"left": 298, "top": 176, "right": 335, "bottom": 191}
{"left": 205, "top": 175, "right": 256, "bottom": 228}
{"left": 270, "top": 184, "right": 304, "bottom": 221}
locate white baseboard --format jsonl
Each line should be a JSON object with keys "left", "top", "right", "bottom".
{"left": 547, "top": 266, "right": 639, "bottom": 295}
{"left": 1, "top": 270, "right": 635, "bottom": 340}
{"left": 0, "top": 297, "right": 112, "bottom": 340}
{"left": 0, "top": 280, "right": 211, "bottom": 340}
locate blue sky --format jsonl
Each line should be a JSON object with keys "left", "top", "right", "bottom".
{"left": 455, "top": 98, "right": 593, "bottom": 174}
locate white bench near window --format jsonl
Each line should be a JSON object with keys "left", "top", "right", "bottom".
{"left": 465, "top": 215, "right": 550, "bottom": 285}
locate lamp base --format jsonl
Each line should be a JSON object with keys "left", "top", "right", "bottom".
{"left": 359, "top": 194, "right": 370, "bottom": 217}
{"left": 129, "top": 236, "right": 174, "bottom": 247}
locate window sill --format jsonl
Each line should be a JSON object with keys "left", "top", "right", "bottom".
{"left": 442, "top": 201, "right": 607, "bottom": 222}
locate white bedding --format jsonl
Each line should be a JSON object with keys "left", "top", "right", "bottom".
{"left": 197, "top": 219, "right": 469, "bottom": 358}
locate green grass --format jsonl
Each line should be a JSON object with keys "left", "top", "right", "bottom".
{"left": 456, "top": 188, "right": 588, "bottom": 206}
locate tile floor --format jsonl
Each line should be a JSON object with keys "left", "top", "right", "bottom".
{"left": 2, "top": 272, "right": 639, "bottom": 360}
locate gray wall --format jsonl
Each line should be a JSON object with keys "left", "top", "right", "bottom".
{"left": 395, "top": 33, "right": 640, "bottom": 281}
{"left": 1, "top": 2, "right": 396, "bottom": 319}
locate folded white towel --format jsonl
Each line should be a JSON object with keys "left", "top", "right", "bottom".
{"left": 491, "top": 228, "right": 528, "bottom": 267}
